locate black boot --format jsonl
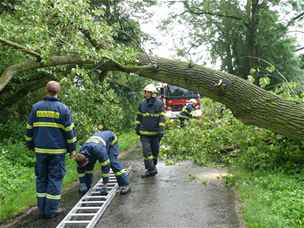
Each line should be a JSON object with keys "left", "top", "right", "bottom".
{"left": 141, "top": 169, "right": 157, "bottom": 178}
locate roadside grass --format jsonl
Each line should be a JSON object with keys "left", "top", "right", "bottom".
{"left": 0, "top": 131, "right": 137, "bottom": 222}
{"left": 235, "top": 169, "right": 304, "bottom": 228}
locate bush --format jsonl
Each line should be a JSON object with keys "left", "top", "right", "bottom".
{"left": 161, "top": 98, "right": 304, "bottom": 170}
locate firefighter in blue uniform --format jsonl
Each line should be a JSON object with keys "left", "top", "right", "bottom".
{"left": 25, "top": 81, "right": 77, "bottom": 219}
{"left": 135, "top": 84, "right": 165, "bottom": 178}
{"left": 74, "top": 130, "right": 130, "bottom": 195}
{"left": 178, "top": 99, "right": 197, "bottom": 127}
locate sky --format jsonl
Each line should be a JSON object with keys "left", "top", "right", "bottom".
{"left": 137, "top": 1, "right": 304, "bottom": 68}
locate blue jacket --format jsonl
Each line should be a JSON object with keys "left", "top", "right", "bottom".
{"left": 80, "top": 130, "right": 118, "bottom": 161}
{"left": 136, "top": 97, "right": 165, "bottom": 136}
{"left": 25, "top": 96, "right": 77, "bottom": 154}
{"left": 79, "top": 131, "right": 122, "bottom": 183}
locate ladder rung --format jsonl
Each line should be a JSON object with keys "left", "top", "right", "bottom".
{"left": 80, "top": 201, "right": 104, "bottom": 204}
{"left": 84, "top": 196, "right": 107, "bottom": 199}
{"left": 76, "top": 207, "right": 101, "bottom": 209}
{"left": 64, "top": 220, "right": 91, "bottom": 224}
{"left": 70, "top": 213, "right": 96, "bottom": 216}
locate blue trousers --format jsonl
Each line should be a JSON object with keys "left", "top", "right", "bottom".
{"left": 35, "top": 154, "right": 65, "bottom": 217}
{"left": 140, "top": 135, "right": 161, "bottom": 171}
{"left": 77, "top": 144, "right": 128, "bottom": 195}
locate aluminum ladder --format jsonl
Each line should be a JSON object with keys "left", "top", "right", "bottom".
{"left": 56, "top": 171, "right": 119, "bottom": 228}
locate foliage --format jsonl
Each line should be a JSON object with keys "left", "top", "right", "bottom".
{"left": 162, "top": 97, "right": 304, "bottom": 170}
{"left": 162, "top": 0, "right": 304, "bottom": 84}
{"left": 0, "top": 0, "right": 147, "bottom": 131}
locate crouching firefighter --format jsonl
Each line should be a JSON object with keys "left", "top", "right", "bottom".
{"left": 136, "top": 83, "right": 165, "bottom": 178}
{"left": 73, "top": 130, "right": 130, "bottom": 196}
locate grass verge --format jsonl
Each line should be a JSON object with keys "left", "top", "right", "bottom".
{"left": 233, "top": 169, "right": 304, "bottom": 228}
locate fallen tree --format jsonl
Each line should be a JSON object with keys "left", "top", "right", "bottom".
{"left": 0, "top": 38, "right": 303, "bottom": 139}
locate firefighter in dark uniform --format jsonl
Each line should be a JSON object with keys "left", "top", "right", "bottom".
{"left": 74, "top": 130, "right": 130, "bottom": 196}
{"left": 178, "top": 99, "right": 197, "bottom": 127}
{"left": 135, "top": 83, "right": 165, "bottom": 178}
{"left": 25, "top": 81, "right": 77, "bottom": 218}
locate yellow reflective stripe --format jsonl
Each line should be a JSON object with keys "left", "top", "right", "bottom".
{"left": 144, "top": 155, "right": 154, "bottom": 160}
{"left": 46, "top": 194, "right": 61, "bottom": 200}
{"left": 100, "top": 159, "right": 110, "bottom": 166}
{"left": 36, "top": 192, "right": 46, "bottom": 198}
{"left": 86, "top": 136, "right": 106, "bottom": 145}
{"left": 36, "top": 111, "right": 60, "bottom": 119}
{"left": 135, "top": 120, "right": 140, "bottom": 124}
{"left": 26, "top": 123, "right": 33, "bottom": 129}
{"left": 78, "top": 173, "right": 85, "bottom": 178}
{"left": 65, "top": 123, "right": 75, "bottom": 132}
{"left": 35, "top": 147, "right": 66, "bottom": 154}
{"left": 67, "top": 137, "right": 77, "bottom": 144}
{"left": 139, "top": 130, "right": 159, "bottom": 136}
{"left": 101, "top": 173, "right": 110, "bottom": 177}
{"left": 112, "top": 135, "right": 118, "bottom": 145}
{"left": 85, "top": 170, "right": 94, "bottom": 174}
{"left": 140, "top": 112, "right": 161, "bottom": 117}
{"left": 33, "top": 122, "right": 64, "bottom": 129}
{"left": 86, "top": 138, "right": 100, "bottom": 144}
{"left": 25, "top": 135, "right": 32, "bottom": 141}
{"left": 115, "top": 169, "right": 127, "bottom": 176}
{"left": 159, "top": 122, "right": 165, "bottom": 127}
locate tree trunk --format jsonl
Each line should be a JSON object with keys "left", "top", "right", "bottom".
{"left": 1, "top": 54, "right": 304, "bottom": 139}
{"left": 127, "top": 56, "right": 304, "bottom": 139}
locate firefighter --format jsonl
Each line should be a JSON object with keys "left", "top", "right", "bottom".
{"left": 74, "top": 130, "right": 130, "bottom": 196}
{"left": 135, "top": 83, "right": 165, "bottom": 178}
{"left": 178, "top": 98, "right": 197, "bottom": 127}
{"left": 25, "top": 81, "right": 77, "bottom": 219}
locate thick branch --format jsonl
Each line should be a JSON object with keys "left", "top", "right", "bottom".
{"left": 0, "top": 56, "right": 94, "bottom": 92}
{"left": 0, "top": 37, "right": 41, "bottom": 59}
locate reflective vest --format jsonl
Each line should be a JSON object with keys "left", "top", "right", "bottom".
{"left": 25, "top": 96, "right": 77, "bottom": 154}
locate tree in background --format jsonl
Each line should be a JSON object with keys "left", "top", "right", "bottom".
{"left": 163, "top": 0, "right": 304, "bottom": 86}
{"left": 0, "top": 0, "right": 153, "bottom": 140}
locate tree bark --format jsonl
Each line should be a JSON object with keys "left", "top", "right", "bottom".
{"left": 127, "top": 56, "right": 304, "bottom": 140}
{"left": 1, "top": 54, "right": 304, "bottom": 139}
{"left": 0, "top": 56, "right": 94, "bottom": 92}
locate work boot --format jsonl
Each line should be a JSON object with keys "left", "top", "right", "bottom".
{"left": 119, "top": 185, "right": 131, "bottom": 195}
{"left": 44, "top": 207, "right": 66, "bottom": 219}
{"left": 141, "top": 169, "right": 157, "bottom": 178}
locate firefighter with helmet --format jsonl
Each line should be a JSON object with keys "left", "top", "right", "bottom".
{"left": 178, "top": 98, "right": 197, "bottom": 127}
{"left": 135, "top": 83, "right": 165, "bottom": 178}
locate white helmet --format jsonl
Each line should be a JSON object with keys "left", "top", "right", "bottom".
{"left": 189, "top": 99, "right": 198, "bottom": 105}
{"left": 144, "top": 84, "right": 157, "bottom": 93}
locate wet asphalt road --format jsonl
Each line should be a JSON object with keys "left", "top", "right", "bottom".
{"left": 97, "top": 161, "right": 241, "bottom": 228}
{"left": 2, "top": 148, "right": 243, "bottom": 228}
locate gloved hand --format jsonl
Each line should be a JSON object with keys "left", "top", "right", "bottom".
{"left": 100, "top": 183, "right": 108, "bottom": 195}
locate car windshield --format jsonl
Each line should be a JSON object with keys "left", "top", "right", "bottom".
{"left": 166, "top": 85, "right": 199, "bottom": 98}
